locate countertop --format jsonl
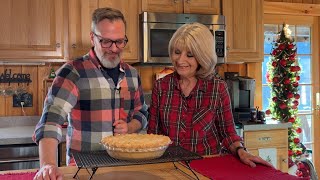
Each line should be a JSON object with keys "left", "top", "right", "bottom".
{"left": 0, "top": 162, "right": 208, "bottom": 180}
{"left": 242, "top": 119, "right": 292, "bottom": 131}
{"left": 0, "top": 116, "right": 66, "bottom": 145}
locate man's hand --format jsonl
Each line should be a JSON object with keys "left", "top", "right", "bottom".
{"left": 238, "top": 149, "right": 274, "bottom": 168}
{"left": 33, "top": 164, "right": 63, "bottom": 180}
{"left": 113, "top": 119, "right": 128, "bottom": 134}
{"left": 113, "top": 119, "right": 142, "bottom": 134}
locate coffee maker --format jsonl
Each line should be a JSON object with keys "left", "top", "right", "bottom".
{"left": 225, "top": 72, "right": 256, "bottom": 124}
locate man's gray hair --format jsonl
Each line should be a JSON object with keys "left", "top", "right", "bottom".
{"left": 91, "top": 7, "right": 126, "bottom": 33}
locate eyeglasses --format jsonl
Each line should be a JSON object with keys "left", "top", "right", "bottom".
{"left": 93, "top": 32, "right": 128, "bottom": 49}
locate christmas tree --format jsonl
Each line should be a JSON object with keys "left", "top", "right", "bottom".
{"left": 265, "top": 24, "right": 306, "bottom": 175}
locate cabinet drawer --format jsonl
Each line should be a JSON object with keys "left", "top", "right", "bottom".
{"left": 244, "top": 129, "right": 288, "bottom": 149}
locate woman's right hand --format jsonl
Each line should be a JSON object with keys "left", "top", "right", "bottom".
{"left": 33, "top": 164, "right": 63, "bottom": 180}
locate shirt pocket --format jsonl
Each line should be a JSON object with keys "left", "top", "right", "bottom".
{"left": 192, "top": 108, "right": 215, "bottom": 132}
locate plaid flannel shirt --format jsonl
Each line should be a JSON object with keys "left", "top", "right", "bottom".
{"left": 34, "top": 49, "right": 148, "bottom": 164}
{"left": 147, "top": 72, "right": 241, "bottom": 155}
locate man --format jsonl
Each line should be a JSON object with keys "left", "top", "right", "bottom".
{"left": 33, "top": 7, "right": 148, "bottom": 179}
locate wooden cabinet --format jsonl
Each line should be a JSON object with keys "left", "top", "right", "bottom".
{"left": 0, "top": 0, "right": 66, "bottom": 61}
{"left": 244, "top": 129, "right": 289, "bottom": 172}
{"left": 222, "top": 0, "right": 263, "bottom": 62}
{"left": 142, "top": 0, "right": 220, "bottom": 14}
{"left": 68, "top": 0, "right": 139, "bottom": 62}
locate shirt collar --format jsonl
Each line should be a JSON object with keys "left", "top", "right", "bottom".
{"left": 172, "top": 72, "right": 207, "bottom": 93}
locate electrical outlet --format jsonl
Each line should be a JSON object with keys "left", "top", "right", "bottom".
{"left": 13, "top": 93, "right": 33, "bottom": 107}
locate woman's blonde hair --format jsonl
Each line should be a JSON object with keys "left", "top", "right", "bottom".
{"left": 168, "top": 22, "right": 217, "bottom": 79}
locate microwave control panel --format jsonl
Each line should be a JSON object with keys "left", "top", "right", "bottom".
{"left": 215, "top": 30, "right": 225, "bottom": 58}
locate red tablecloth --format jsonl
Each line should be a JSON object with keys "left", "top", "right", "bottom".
{"left": 190, "top": 155, "right": 309, "bottom": 180}
{"left": 0, "top": 172, "right": 36, "bottom": 180}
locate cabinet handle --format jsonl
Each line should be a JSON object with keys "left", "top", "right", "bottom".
{"left": 226, "top": 46, "right": 230, "bottom": 50}
{"left": 282, "top": 158, "right": 288, "bottom": 163}
{"left": 56, "top": 43, "right": 61, "bottom": 48}
{"left": 72, "top": 44, "right": 77, "bottom": 48}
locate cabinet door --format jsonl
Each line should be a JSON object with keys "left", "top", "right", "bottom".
{"left": 141, "top": 0, "right": 183, "bottom": 13}
{"left": 184, "top": 0, "right": 220, "bottom": 14}
{"left": 223, "top": 0, "right": 263, "bottom": 62}
{"left": 277, "top": 148, "right": 288, "bottom": 173}
{"left": 68, "top": 0, "right": 139, "bottom": 62}
{"left": 247, "top": 148, "right": 288, "bottom": 173}
{"left": 99, "top": 0, "right": 139, "bottom": 62}
{"left": 0, "top": 0, "right": 65, "bottom": 60}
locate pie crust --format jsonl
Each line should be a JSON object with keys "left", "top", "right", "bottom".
{"left": 101, "top": 133, "right": 171, "bottom": 160}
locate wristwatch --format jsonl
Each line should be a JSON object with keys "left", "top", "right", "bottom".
{"left": 235, "top": 146, "right": 247, "bottom": 156}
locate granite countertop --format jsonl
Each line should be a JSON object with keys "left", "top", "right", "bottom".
{"left": 242, "top": 119, "right": 292, "bottom": 131}
{"left": 0, "top": 116, "right": 66, "bottom": 145}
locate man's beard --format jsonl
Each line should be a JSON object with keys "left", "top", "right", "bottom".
{"left": 99, "top": 53, "right": 121, "bottom": 68}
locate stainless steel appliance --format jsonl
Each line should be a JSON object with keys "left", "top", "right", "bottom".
{"left": 225, "top": 73, "right": 256, "bottom": 124}
{"left": 140, "top": 12, "right": 226, "bottom": 64}
{"left": 0, "top": 144, "right": 39, "bottom": 170}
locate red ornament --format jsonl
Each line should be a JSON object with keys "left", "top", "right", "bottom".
{"left": 290, "top": 66, "right": 297, "bottom": 72}
{"left": 265, "top": 109, "right": 271, "bottom": 115}
{"left": 288, "top": 117, "right": 295, "bottom": 123}
{"left": 283, "top": 78, "right": 290, "bottom": 85}
{"left": 296, "top": 66, "right": 301, "bottom": 71}
{"left": 273, "top": 77, "right": 279, "bottom": 83}
{"left": 272, "top": 49, "right": 277, "bottom": 55}
{"left": 280, "top": 59, "right": 287, "bottom": 66}
{"left": 289, "top": 55, "right": 295, "bottom": 61}
{"left": 293, "top": 82, "right": 299, "bottom": 87}
{"left": 278, "top": 44, "right": 285, "bottom": 50}
{"left": 293, "top": 100, "right": 299, "bottom": 106}
{"left": 292, "top": 105, "right": 297, "bottom": 109}
{"left": 293, "top": 138, "right": 300, "bottom": 144}
{"left": 288, "top": 44, "right": 294, "bottom": 49}
{"left": 288, "top": 150, "right": 294, "bottom": 156}
{"left": 294, "top": 94, "right": 300, "bottom": 99}
{"left": 272, "top": 61, "right": 277, "bottom": 67}
{"left": 287, "top": 92, "right": 294, "bottom": 98}
{"left": 296, "top": 127, "right": 302, "bottom": 133}
{"left": 272, "top": 97, "right": 278, "bottom": 102}
{"left": 279, "top": 103, "right": 287, "bottom": 109}
{"left": 296, "top": 150, "right": 303, "bottom": 156}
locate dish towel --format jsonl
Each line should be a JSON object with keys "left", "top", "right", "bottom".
{"left": 0, "top": 172, "right": 36, "bottom": 180}
{"left": 190, "top": 155, "right": 309, "bottom": 180}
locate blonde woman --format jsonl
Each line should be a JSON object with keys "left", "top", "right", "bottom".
{"left": 148, "top": 22, "right": 272, "bottom": 168}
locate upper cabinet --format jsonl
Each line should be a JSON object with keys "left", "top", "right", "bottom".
{"left": 0, "top": 0, "right": 66, "bottom": 61}
{"left": 142, "top": 0, "right": 220, "bottom": 14}
{"left": 68, "top": 0, "right": 139, "bottom": 62}
{"left": 223, "top": 0, "right": 264, "bottom": 62}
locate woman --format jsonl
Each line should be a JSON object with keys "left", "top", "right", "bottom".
{"left": 147, "top": 22, "right": 272, "bottom": 168}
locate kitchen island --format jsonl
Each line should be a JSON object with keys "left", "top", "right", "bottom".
{"left": 0, "top": 161, "right": 208, "bottom": 180}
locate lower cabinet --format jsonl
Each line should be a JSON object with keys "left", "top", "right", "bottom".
{"left": 244, "top": 128, "right": 289, "bottom": 172}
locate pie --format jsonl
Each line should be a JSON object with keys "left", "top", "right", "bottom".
{"left": 101, "top": 133, "right": 171, "bottom": 160}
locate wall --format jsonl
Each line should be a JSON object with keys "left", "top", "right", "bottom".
{"left": 265, "top": 0, "right": 320, "bottom": 3}
{"left": 0, "top": 64, "right": 62, "bottom": 116}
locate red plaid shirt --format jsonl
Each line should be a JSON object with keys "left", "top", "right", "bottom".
{"left": 147, "top": 72, "right": 241, "bottom": 155}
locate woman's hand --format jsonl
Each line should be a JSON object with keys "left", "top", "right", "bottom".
{"left": 33, "top": 164, "right": 63, "bottom": 180}
{"left": 238, "top": 149, "right": 274, "bottom": 168}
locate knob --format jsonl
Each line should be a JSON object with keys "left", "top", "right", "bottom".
{"left": 282, "top": 159, "right": 288, "bottom": 163}
{"left": 72, "top": 44, "right": 77, "bottom": 48}
{"left": 56, "top": 43, "right": 61, "bottom": 48}
{"left": 226, "top": 46, "right": 230, "bottom": 50}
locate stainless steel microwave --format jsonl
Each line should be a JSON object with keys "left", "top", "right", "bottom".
{"left": 139, "top": 12, "right": 226, "bottom": 64}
